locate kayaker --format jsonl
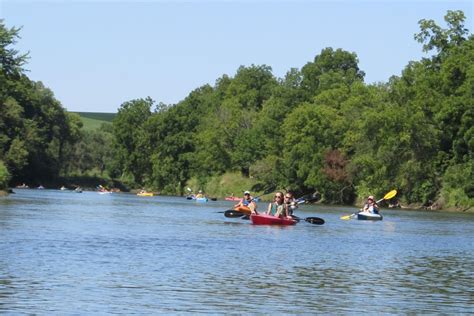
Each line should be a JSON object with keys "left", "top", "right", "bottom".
{"left": 234, "top": 191, "right": 257, "bottom": 214}
{"left": 284, "top": 192, "right": 298, "bottom": 216}
{"left": 196, "top": 190, "right": 204, "bottom": 198}
{"left": 362, "top": 195, "right": 379, "bottom": 214}
{"left": 266, "top": 192, "right": 290, "bottom": 218}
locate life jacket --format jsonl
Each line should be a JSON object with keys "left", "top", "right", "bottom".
{"left": 242, "top": 198, "right": 252, "bottom": 206}
{"left": 270, "top": 203, "right": 285, "bottom": 217}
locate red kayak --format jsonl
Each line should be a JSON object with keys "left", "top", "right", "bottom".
{"left": 250, "top": 213, "right": 296, "bottom": 226}
{"left": 225, "top": 196, "right": 241, "bottom": 201}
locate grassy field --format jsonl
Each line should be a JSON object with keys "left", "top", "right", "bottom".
{"left": 187, "top": 172, "right": 274, "bottom": 201}
{"left": 71, "top": 112, "right": 116, "bottom": 131}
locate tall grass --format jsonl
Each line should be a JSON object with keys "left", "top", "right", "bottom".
{"left": 187, "top": 172, "right": 274, "bottom": 201}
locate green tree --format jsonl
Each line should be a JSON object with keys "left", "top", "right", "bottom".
{"left": 282, "top": 102, "right": 345, "bottom": 199}
{"left": 415, "top": 10, "right": 469, "bottom": 57}
{"left": 0, "top": 160, "right": 10, "bottom": 189}
{"left": 0, "top": 20, "right": 28, "bottom": 77}
{"left": 301, "top": 47, "right": 365, "bottom": 98}
{"left": 1, "top": 21, "right": 79, "bottom": 184}
{"left": 113, "top": 98, "right": 153, "bottom": 184}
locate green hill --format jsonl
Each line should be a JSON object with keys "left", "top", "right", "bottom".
{"left": 71, "top": 112, "right": 116, "bottom": 131}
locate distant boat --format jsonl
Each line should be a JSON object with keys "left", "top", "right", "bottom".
{"left": 60, "top": 186, "right": 67, "bottom": 191}
{"left": 225, "top": 196, "right": 241, "bottom": 201}
{"left": 37, "top": 185, "right": 45, "bottom": 190}
{"left": 97, "top": 184, "right": 112, "bottom": 194}
{"left": 137, "top": 191, "right": 154, "bottom": 197}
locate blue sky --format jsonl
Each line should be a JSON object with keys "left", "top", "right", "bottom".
{"left": 1, "top": 1, "right": 472, "bottom": 113}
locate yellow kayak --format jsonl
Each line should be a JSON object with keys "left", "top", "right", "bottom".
{"left": 137, "top": 192, "right": 154, "bottom": 197}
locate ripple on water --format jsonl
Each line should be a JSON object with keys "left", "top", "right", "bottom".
{"left": 0, "top": 190, "right": 473, "bottom": 313}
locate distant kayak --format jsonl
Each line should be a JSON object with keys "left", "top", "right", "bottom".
{"left": 357, "top": 211, "right": 383, "bottom": 221}
{"left": 137, "top": 192, "right": 154, "bottom": 197}
{"left": 225, "top": 196, "right": 241, "bottom": 201}
{"left": 250, "top": 213, "right": 296, "bottom": 226}
{"left": 196, "top": 197, "right": 208, "bottom": 202}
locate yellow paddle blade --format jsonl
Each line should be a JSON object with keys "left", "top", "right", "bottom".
{"left": 383, "top": 190, "right": 397, "bottom": 200}
{"left": 340, "top": 214, "right": 353, "bottom": 220}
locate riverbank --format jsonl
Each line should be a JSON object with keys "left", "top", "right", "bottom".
{"left": 398, "top": 202, "right": 474, "bottom": 213}
{"left": 186, "top": 172, "right": 474, "bottom": 214}
{"left": 8, "top": 175, "right": 131, "bottom": 193}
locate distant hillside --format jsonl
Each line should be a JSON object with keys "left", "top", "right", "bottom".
{"left": 71, "top": 112, "right": 116, "bottom": 131}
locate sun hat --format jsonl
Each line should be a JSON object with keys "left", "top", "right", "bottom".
{"left": 244, "top": 191, "right": 250, "bottom": 195}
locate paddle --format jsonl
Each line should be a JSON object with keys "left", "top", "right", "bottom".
{"left": 295, "top": 193, "right": 321, "bottom": 205}
{"left": 186, "top": 187, "right": 194, "bottom": 199}
{"left": 291, "top": 215, "right": 325, "bottom": 225}
{"left": 340, "top": 189, "right": 398, "bottom": 220}
{"left": 224, "top": 210, "right": 245, "bottom": 218}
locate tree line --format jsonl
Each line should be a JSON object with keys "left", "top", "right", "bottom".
{"left": 0, "top": 11, "right": 472, "bottom": 209}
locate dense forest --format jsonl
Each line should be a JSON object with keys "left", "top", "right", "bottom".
{"left": 0, "top": 11, "right": 472, "bottom": 210}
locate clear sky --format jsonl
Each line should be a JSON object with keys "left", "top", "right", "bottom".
{"left": 1, "top": 1, "right": 472, "bottom": 113}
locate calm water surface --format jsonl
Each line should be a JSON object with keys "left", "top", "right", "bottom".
{"left": 1, "top": 189, "right": 473, "bottom": 314}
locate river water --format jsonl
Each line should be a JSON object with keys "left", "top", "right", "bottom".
{"left": 0, "top": 189, "right": 473, "bottom": 314}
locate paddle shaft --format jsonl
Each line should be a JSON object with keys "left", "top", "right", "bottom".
{"left": 291, "top": 215, "right": 325, "bottom": 225}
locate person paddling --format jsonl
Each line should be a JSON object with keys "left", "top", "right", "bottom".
{"left": 195, "top": 190, "right": 204, "bottom": 199}
{"left": 284, "top": 191, "right": 298, "bottom": 216}
{"left": 361, "top": 195, "right": 379, "bottom": 214}
{"left": 234, "top": 191, "right": 257, "bottom": 214}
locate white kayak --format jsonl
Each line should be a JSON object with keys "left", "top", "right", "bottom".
{"left": 98, "top": 191, "right": 112, "bottom": 195}
{"left": 357, "top": 211, "right": 383, "bottom": 221}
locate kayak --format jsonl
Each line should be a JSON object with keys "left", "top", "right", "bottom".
{"left": 196, "top": 197, "right": 208, "bottom": 202}
{"left": 357, "top": 211, "right": 383, "bottom": 221}
{"left": 225, "top": 196, "right": 241, "bottom": 201}
{"left": 137, "top": 192, "right": 154, "bottom": 197}
{"left": 234, "top": 205, "right": 252, "bottom": 215}
{"left": 250, "top": 213, "right": 296, "bottom": 226}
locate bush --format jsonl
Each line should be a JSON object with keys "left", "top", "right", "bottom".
{"left": 440, "top": 162, "right": 474, "bottom": 208}
{"left": 0, "top": 161, "right": 11, "bottom": 190}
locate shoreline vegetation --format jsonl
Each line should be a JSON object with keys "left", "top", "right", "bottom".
{"left": 0, "top": 11, "right": 472, "bottom": 211}
{"left": 2, "top": 172, "right": 472, "bottom": 214}
{"left": 2, "top": 189, "right": 472, "bottom": 213}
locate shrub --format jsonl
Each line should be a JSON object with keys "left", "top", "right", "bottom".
{"left": 0, "top": 161, "right": 11, "bottom": 190}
